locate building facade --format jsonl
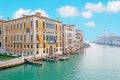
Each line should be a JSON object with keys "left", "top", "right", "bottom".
{"left": 95, "top": 31, "right": 120, "bottom": 46}
{"left": 76, "top": 30, "right": 84, "bottom": 50}
{"left": 62, "top": 24, "right": 77, "bottom": 54}
{"left": 0, "top": 20, "right": 5, "bottom": 53}
{"left": 1, "top": 12, "right": 62, "bottom": 57}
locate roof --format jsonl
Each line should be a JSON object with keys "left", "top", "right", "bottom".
{"left": 62, "top": 24, "right": 75, "bottom": 26}
{"left": 0, "top": 20, "right": 5, "bottom": 22}
{"left": 4, "top": 15, "right": 62, "bottom": 23}
{"left": 76, "top": 29, "right": 82, "bottom": 32}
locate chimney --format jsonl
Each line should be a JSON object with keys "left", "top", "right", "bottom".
{"left": 36, "top": 12, "right": 41, "bottom": 17}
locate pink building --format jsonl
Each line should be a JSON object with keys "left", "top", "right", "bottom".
{"left": 75, "top": 30, "right": 84, "bottom": 51}
{"left": 62, "top": 24, "right": 84, "bottom": 54}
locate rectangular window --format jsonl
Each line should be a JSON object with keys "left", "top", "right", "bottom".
{"left": 0, "top": 28, "right": 1, "bottom": 35}
{"left": 37, "top": 44, "right": 39, "bottom": 48}
{"left": 36, "top": 20, "right": 38, "bottom": 28}
{"left": 17, "top": 44, "right": 19, "bottom": 48}
{"left": 46, "top": 48, "right": 48, "bottom": 53}
{"left": 11, "top": 36, "right": 12, "bottom": 42}
{"left": 56, "top": 44, "right": 58, "bottom": 47}
{"left": 54, "top": 48, "right": 55, "bottom": 52}
{"left": 37, "top": 51, "right": 39, "bottom": 54}
{"left": 24, "top": 45, "right": 26, "bottom": 48}
{"left": 20, "top": 35, "right": 22, "bottom": 41}
{"left": 56, "top": 24, "right": 57, "bottom": 30}
{"left": 24, "top": 34, "right": 26, "bottom": 42}
{"left": 6, "top": 25, "right": 7, "bottom": 31}
{"left": 43, "top": 21, "right": 45, "bottom": 29}
{"left": 46, "top": 35, "right": 48, "bottom": 41}
{"left": 14, "top": 24, "right": 15, "bottom": 30}
{"left": 20, "top": 22, "right": 22, "bottom": 30}
{"left": 10, "top": 24, "right": 12, "bottom": 31}
{"left": 28, "top": 45, "right": 29, "bottom": 48}
{"left": 60, "top": 25, "right": 61, "bottom": 31}
{"left": 14, "top": 35, "right": 15, "bottom": 41}
{"left": 31, "top": 35, "right": 33, "bottom": 42}
{"left": 36, "top": 34, "right": 38, "bottom": 40}
{"left": 44, "top": 44, "right": 45, "bottom": 48}
{"left": 0, "top": 42, "right": 1, "bottom": 48}
{"left": 31, "top": 45, "right": 33, "bottom": 48}
{"left": 17, "top": 23, "right": 18, "bottom": 30}
{"left": 43, "top": 35, "right": 45, "bottom": 40}
{"left": 43, "top": 50, "right": 45, "bottom": 53}
{"left": 24, "top": 21, "right": 26, "bottom": 29}
{"left": 5, "top": 37, "right": 7, "bottom": 42}
{"left": 30, "top": 20, "right": 33, "bottom": 28}
{"left": 17, "top": 35, "right": 19, "bottom": 41}
{"left": 20, "top": 44, "right": 22, "bottom": 48}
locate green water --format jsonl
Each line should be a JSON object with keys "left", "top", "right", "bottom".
{"left": 1, "top": 43, "right": 120, "bottom": 80}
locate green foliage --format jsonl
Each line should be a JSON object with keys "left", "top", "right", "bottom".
{"left": 0, "top": 54, "right": 16, "bottom": 60}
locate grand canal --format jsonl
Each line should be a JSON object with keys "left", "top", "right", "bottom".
{"left": 0, "top": 43, "right": 120, "bottom": 80}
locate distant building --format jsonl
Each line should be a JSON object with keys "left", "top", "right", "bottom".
{"left": 95, "top": 31, "right": 120, "bottom": 46}
{"left": 76, "top": 30, "right": 84, "bottom": 49}
{"left": 0, "top": 20, "right": 5, "bottom": 53}
{"left": 62, "top": 24, "right": 84, "bottom": 54}
{"left": 62, "top": 24, "right": 76, "bottom": 54}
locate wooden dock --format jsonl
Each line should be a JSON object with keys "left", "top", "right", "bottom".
{"left": 59, "top": 56, "right": 69, "bottom": 61}
{"left": 42, "top": 57, "right": 59, "bottom": 62}
{"left": 25, "top": 59, "right": 42, "bottom": 66}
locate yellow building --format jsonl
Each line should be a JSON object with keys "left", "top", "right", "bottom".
{"left": 2, "top": 12, "right": 62, "bottom": 57}
{"left": 0, "top": 20, "right": 5, "bottom": 52}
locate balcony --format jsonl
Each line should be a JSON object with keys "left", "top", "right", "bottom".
{"left": 12, "top": 41, "right": 22, "bottom": 44}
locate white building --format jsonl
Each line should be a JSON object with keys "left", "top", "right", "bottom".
{"left": 62, "top": 24, "right": 76, "bottom": 54}
{"left": 95, "top": 31, "right": 120, "bottom": 46}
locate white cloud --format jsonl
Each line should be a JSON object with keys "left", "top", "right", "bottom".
{"left": 57, "top": 5, "right": 80, "bottom": 18}
{"left": 106, "top": 1, "right": 120, "bottom": 13}
{"left": 85, "top": 21, "right": 95, "bottom": 27}
{"left": 0, "top": 15, "right": 3, "bottom": 19}
{"left": 85, "top": 2, "right": 105, "bottom": 13}
{"left": 85, "top": 1, "right": 120, "bottom": 13}
{"left": 82, "top": 10, "right": 93, "bottom": 19}
{"left": 13, "top": 8, "right": 49, "bottom": 19}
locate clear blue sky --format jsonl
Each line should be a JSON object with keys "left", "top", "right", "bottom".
{"left": 0, "top": 0, "right": 120, "bottom": 41}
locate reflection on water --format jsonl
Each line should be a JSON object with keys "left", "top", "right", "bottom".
{"left": 0, "top": 43, "right": 120, "bottom": 80}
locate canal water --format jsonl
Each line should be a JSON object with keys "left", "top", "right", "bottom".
{"left": 0, "top": 43, "right": 120, "bottom": 80}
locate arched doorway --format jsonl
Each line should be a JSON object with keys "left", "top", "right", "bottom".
{"left": 49, "top": 46, "right": 53, "bottom": 56}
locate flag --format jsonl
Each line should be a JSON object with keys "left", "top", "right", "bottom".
{"left": 54, "top": 37, "right": 56, "bottom": 43}
{"left": 62, "top": 38, "right": 64, "bottom": 43}
{"left": 37, "top": 35, "right": 40, "bottom": 42}
{"left": 48, "top": 36, "right": 50, "bottom": 42}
